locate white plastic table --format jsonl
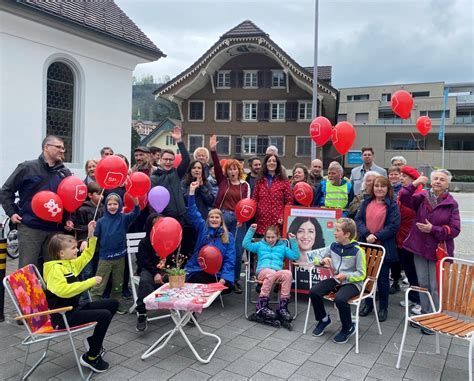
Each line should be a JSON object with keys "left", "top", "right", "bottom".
{"left": 141, "top": 283, "right": 222, "bottom": 363}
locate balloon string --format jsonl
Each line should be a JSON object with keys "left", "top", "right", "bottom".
{"left": 410, "top": 132, "right": 434, "bottom": 172}
{"left": 93, "top": 188, "right": 105, "bottom": 221}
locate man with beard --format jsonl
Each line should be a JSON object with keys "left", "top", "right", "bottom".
{"left": 132, "top": 146, "right": 156, "bottom": 176}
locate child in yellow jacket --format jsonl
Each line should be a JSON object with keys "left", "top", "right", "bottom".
{"left": 44, "top": 221, "right": 117, "bottom": 374}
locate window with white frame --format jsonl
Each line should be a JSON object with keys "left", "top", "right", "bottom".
{"left": 217, "top": 71, "right": 231, "bottom": 88}
{"left": 188, "top": 101, "right": 204, "bottom": 121}
{"left": 272, "top": 70, "right": 285, "bottom": 87}
{"left": 242, "top": 136, "right": 257, "bottom": 154}
{"left": 271, "top": 102, "right": 286, "bottom": 121}
{"left": 244, "top": 71, "right": 258, "bottom": 88}
{"left": 298, "top": 101, "right": 312, "bottom": 121}
{"left": 243, "top": 102, "right": 258, "bottom": 121}
{"left": 296, "top": 136, "right": 311, "bottom": 156}
{"left": 188, "top": 135, "right": 204, "bottom": 153}
{"left": 215, "top": 101, "right": 231, "bottom": 121}
{"left": 216, "top": 135, "right": 231, "bottom": 155}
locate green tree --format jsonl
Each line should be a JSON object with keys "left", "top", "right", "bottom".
{"left": 130, "top": 126, "right": 141, "bottom": 166}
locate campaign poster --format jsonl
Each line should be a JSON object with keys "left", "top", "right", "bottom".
{"left": 282, "top": 206, "right": 342, "bottom": 294}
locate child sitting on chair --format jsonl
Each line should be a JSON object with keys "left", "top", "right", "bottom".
{"left": 307, "top": 217, "right": 366, "bottom": 344}
{"left": 243, "top": 224, "right": 299, "bottom": 326}
{"left": 44, "top": 221, "right": 117, "bottom": 373}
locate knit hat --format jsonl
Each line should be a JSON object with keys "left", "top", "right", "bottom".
{"left": 400, "top": 165, "right": 420, "bottom": 180}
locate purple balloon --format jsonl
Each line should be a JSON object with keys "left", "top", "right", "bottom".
{"left": 148, "top": 186, "right": 170, "bottom": 213}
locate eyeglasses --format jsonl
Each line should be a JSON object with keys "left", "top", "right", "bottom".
{"left": 47, "top": 144, "right": 66, "bottom": 152}
{"left": 162, "top": 158, "right": 174, "bottom": 162}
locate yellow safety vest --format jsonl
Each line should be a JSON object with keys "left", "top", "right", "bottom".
{"left": 324, "top": 181, "right": 349, "bottom": 209}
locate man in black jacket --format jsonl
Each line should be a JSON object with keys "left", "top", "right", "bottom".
{"left": 0, "top": 135, "right": 72, "bottom": 269}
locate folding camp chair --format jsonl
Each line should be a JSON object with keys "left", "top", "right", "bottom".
{"left": 4, "top": 264, "right": 96, "bottom": 380}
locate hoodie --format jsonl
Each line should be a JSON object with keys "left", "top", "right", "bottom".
{"left": 73, "top": 200, "right": 104, "bottom": 242}
{"left": 94, "top": 193, "right": 140, "bottom": 260}
{"left": 306, "top": 240, "right": 366, "bottom": 291}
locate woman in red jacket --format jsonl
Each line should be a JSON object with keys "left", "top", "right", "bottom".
{"left": 252, "top": 154, "right": 293, "bottom": 236}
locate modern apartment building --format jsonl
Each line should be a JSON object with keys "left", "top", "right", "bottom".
{"left": 339, "top": 82, "right": 474, "bottom": 175}
{"left": 153, "top": 20, "right": 339, "bottom": 168}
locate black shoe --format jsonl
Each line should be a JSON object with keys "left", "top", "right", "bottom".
{"left": 389, "top": 283, "right": 400, "bottom": 295}
{"left": 359, "top": 303, "right": 373, "bottom": 317}
{"left": 234, "top": 282, "right": 243, "bottom": 294}
{"left": 136, "top": 314, "right": 147, "bottom": 332}
{"left": 421, "top": 326, "right": 435, "bottom": 335}
{"left": 80, "top": 353, "right": 109, "bottom": 373}
{"left": 378, "top": 309, "right": 388, "bottom": 322}
{"left": 83, "top": 337, "right": 105, "bottom": 358}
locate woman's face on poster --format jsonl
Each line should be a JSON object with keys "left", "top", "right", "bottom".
{"left": 296, "top": 220, "right": 316, "bottom": 252}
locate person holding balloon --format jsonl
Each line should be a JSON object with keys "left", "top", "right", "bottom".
{"left": 184, "top": 181, "right": 236, "bottom": 293}
{"left": 90, "top": 193, "right": 140, "bottom": 314}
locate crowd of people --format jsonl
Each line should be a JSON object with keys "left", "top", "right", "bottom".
{"left": 0, "top": 132, "right": 461, "bottom": 373}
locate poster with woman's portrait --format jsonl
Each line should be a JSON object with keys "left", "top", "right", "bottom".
{"left": 283, "top": 205, "right": 342, "bottom": 294}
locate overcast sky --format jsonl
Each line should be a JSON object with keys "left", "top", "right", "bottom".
{"left": 116, "top": 0, "right": 473, "bottom": 88}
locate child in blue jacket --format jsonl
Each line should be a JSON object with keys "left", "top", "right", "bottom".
{"left": 185, "top": 181, "right": 235, "bottom": 294}
{"left": 243, "top": 224, "right": 299, "bottom": 323}
{"left": 90, "top": 193, "right": 139, "bottom": 314}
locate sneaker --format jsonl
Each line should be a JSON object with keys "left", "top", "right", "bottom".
{"left": 82, "top": 337, "right": 105, "bottom": 358}
{"left": 80, "top": 353, "right": 109, "bottom": 373}
{"left": 410, "top": 304, "right": 422, "bottom": 315}
{"left": 117, "top": 305, "right": 129, "bottom": 315}
{"left": 333, "top": 324, "right": 356, "bottom": 344}
{"left": 312, "top": 315, "right": 332, "bottom": 337}
{"left": 399, "top": 300, "right": 414, "bottom": 308}
{"left": 421, "top": 326, "right": 435, "bottom": 335}
{"left": 234, "top": 282, "right": 243, "bottom": 294}
{"left": 136, "top": 314, "right": 147, "bottom": 332}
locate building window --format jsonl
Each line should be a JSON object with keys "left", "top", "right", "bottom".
{"left": 244, "top": 71, "right": 258, "bottom": 88}
{"left": 272, "top": 70, "right": 285, "bottom": 88}
{"left": 215, "top": 101, "right": 231, "bottom": 121}
{"left": 347, "top": 94, "right": 369, "bottom": 101}
{"left": 165, "top": 135, "right": 176, "bottom": 146}
{"left": 216, "top": 135, "right": 231, "bottom": 155}
{"left": 269, "top": 137, "right": 284, "bottom": 156}
{"left": 355, "top": 112, "right": 369, "bottom": 123}
{"left": 242, "top": 136, "right": 257, "bottom": 154}
{"left": 298, "top": 101, "right": 312, "bottom": 121}
{"left": 296, "top": 137, "right": 311, "bottom": 156}
{"left": 46, "top": 61, "right": 75, "bottom": 162}
{"left": 412, "top": 91, "right": 430, "bottom": 98}
{"left": 381, "top": 93, "right": 391, "bottom": 102}
{"left": 243, "top": 102, "right": 258, "bottom": 121}
{"left": 388, "top": 137, "right": 425, "bottom": 150}
{"left": 216, "top": 71, "right": 230, "bottom": 88}
{"left": 271, "top": 102, "right": 286, "bottom": 121}
{"left": 419, "top": 110, "right": 450, "bottom": 119}
{"left": 188, "top": 135, "right": 204, "bottom": 153}
{"left": 338, "top": 113, "right": 347, "bottom": 122}
{"left": 188, "top": 101, "right": 204, "bottom": 121}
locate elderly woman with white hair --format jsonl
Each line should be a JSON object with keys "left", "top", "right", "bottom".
{"left": 390, "top": 156, "right": 407, "bottom": 168}
{"left": 348, "top": 170, "right": 381, "bottom": 218}
{"left": 398, "top": 169, "right": 461, "bottom": 334}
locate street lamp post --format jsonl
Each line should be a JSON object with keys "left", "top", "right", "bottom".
{"left": 311, "top": 0, "right": 319, "bottom": 161}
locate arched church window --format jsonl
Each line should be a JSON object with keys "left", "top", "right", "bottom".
{"left": 46, "top": 62, "right": 75, "bottom": 162}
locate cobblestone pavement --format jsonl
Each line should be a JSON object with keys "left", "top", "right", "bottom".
{"left": 0, "top": 194, "right": 472, "bottom": 380}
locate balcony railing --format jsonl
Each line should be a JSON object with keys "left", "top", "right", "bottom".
{"left": 376, "top": 118, "right": 412, "bottom": 125}
{"left": 456, "top": 95, "right": 474, "bottom": 104}
{"left": 455, "top": 116, "right": 474, "bottom": 124}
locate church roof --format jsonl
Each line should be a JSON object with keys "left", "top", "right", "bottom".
{"left": 14, "top": 0, "right": 164, "bottom": 58}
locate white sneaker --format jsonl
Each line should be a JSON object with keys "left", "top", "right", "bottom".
{"left": 399, "top": 300, "right": 414, "bottom": 308}
{"left": 410, "top": 304, "right": 422, "bottom": 315}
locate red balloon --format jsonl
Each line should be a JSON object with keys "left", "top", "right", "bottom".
{"left": 173, "top": 154, "right": 183, "bottom": 168}
{"left": 309, "top": 117, "right": 333, "bottom": 146}
{"left": 125, "top": 172, "right": 151, "bottom": 197}
{"left": 416, "top": 116, "right": 432, "bottom": 136}
{"left": 198, "top": 245, "right": 223, "bottom": 275}
{"left": 391, "top": 90, "right": 414, "bottom": 119}
{"left": 95, "top": 155, "right": 128, "bottom": 189}
{"left": 331, "top": 122, "right": 356, "bottom": 155}
{"left": 220, "top": 159, "right": 227, "bottom": 169}
{"left": 150, "top": 217, "right": 182, "bottom": 258}
{"left": 31, "top": 191, "right": 63, "bottom": 222}
{"left": 123, "top": 192, "right": 147, "bottom": 213}
{"left": 235, "top": 198, "right": 257, "bottom": 223}
{"left": 293, "top": 182, "right": 314, "bottom": 207}
{"left": 57, "top": 176, "right": 87, "bottom": 212}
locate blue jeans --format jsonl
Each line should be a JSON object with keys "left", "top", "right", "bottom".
{"left": 222, "top": 210, "right": 246, "bottom": 283}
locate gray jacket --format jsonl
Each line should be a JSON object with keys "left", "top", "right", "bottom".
{"left": 350, "top": 163, "right": 387, "bottom": 195}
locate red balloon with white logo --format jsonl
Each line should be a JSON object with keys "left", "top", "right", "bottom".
{"left": 235, "top": 198, "right": 257, "bottom": 223}
{"left": 173, "top": 154, "right": 182, "bottom": 168}
{"left": 331, "top": 122, "right": 356, "bottom": 155}
{"left": 309, "top": 116, "right": 333, "bottom": 146}
{"left": 31, "top": 191, "right": 63, "bottom": 222}
{"left": 391, "top": 90, "right": 414, "bottom": 119}
{"left": 198, "top": 245, "right": 223, "bottom": 275}
{"left": 57, "top": 176, "right": 88, "bottom": 212}
{"left": 150, "top": 217, "right": 182, "bottom": 258}
{"left": 125, "top": 172, "right": 151, "bottom": 197}
{"left": 416, "top": 116, "right": 432, "bottom": 136}
{"left": 293, "top": 182, "right": 314, "bottom": 207}
{"left": 95, "top": 155, "right": 128, "bottom": 189}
